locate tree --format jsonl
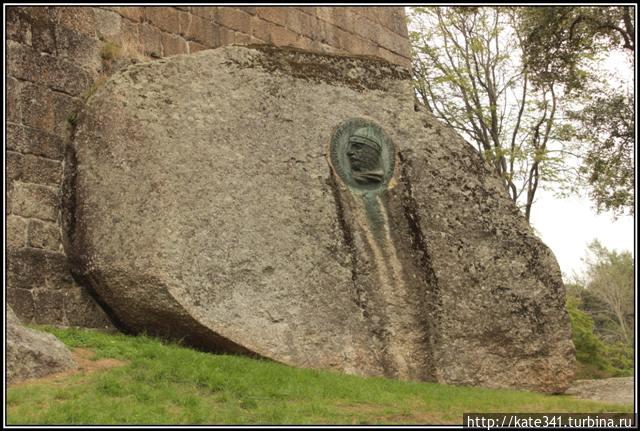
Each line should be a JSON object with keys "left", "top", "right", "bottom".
{"left": 566, "top": 293, "right": 633, "bottom": 379}
{"left": 581, "top": 240, "right": 634, "bottom": 345}
{"left": 517, "top": 6, "right": 635, "bottom": 216}
{"left": 410, "top": 7, "right": 576, "bottom": 221}
{"left": 518, "top": 6, "right": 634, "bottom": 92}
{"left": 569, "top": 91, "right": 634, "bottom": 215}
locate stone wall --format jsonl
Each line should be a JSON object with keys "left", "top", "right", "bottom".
{"left": 5, "top": 6, "right": 411, "bottom": 327}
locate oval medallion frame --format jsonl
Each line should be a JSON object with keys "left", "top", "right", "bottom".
{"left": 329, "top": 118, "right": 396, "bottom": 192}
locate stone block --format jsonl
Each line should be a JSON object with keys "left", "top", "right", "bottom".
{"left": 295, "top": 7, "right": 317, "bottom": 17}
{"left": 236, "top": 7, "right": 256, "bottom": 16}
{"left": 315, "top": 7, "right": 333, "bottom": 22}
{"left": 93, "top": 8, "right": 123, "bottom": 41}
{"left": 51, "top": 7, "right": 96, "bottom": 36}
{"left": 318, "top": 20, "right": 341, "bottom": 47}
{"left": 45, "top": 252, "right": 76, "bottom": 289}
{"left": 117, "top": 19, "right": 142, "bottom": 56}
{"left": 28, "top": 219, "right": 62, "bottom": 251}
{"left": 371, "top": 7, "right": 396, "bottom": 29}
{"left": 54, "top": 25, "right": 102, "bottom": 76}
{"left": 7, "top": 248, "right": 47, "bottom": 290}
{"left": 7, "top": 151, "right": 23, "bottom": 183}
{"left": 391, "top": 10, "right": 409, "bottom": 38}
{"left": 303, "top": 16, "right": 330, "bottom": 45}
{"left": 177, "top": 10, "right": 191, "bottom": 37}
{"left": 377, "top": 47, "right": 411, "bottom": 69}
{"left": 249, "top": 36, "right": 267, "bottom": 44}
{"left": 19, "top": 82, "right": 55, "bottom": 133}
{"left": 354, "top": 7, "right": 380, "bottom": 25}
{"left": 377, "top": 25, "right": 411, "bottom": 58}
{"left": 139, "top": 23, "right": 163, "bottom": 58}
{"left": 250, "top": 17, "right": 271, "bottom": 43}
{"left": 144, "top": 7, "right": 180, "bottom": 34}
{"left": 112, "top": 6, "right": 144, "bottom": 23}
{"left": 332, "top": 27, "right": 355, "bottom": 54}
{"left": 6, "top": 7, "right": 57, "bottom": 53}
{"left": 161, "top": 32, "right": 188, "bottom": 56}
{"left": 342, "top": 34, "right": 376, "bottom": 58}
{"left": 256, "top": 7, "right": 287, "bottom": 27}
{"left": 295, "top": 35, "right": 314, "bottom": 52}
{"left": 32, "top": 289, "right": 66, "bottom": 324}
{"left": 218, "top": 7, "right": 252, "bottom": 34}
{"left": 234, "top": 31, "right": 251, "bottom": 45}
{"left": 7, "top": 215, "right": 28, "bottom": 250}
{"left": 7, "top": 289, "right": 35, "bottom": 324}
{"left": 181, "top": 14, "right": 217, "bottom": 47}
{"left": 329, "top": 8, "right": 356, "bottom": 33}
{"left": 11, "top": 182, "right": 59, "bottom": 221}
{"left": 7, "top": 183, "right": 15, "bottom": 215}
{"left": 21, "top": 154, "right": 63, "bottom": 185}
{"left": 269, "top": 24, "right": 299, "bottom": 47}
{"left": 283, "top": 8, "right": 315, "bottom": 37}
{"left": 7, "top": 7, "right": 34, "bottom": 46}
{"left": 218, "top": 27, "right": 235, "bottom": 46}
{"left": 351, "top": 13, "right": 380, "bottom": 45}
{"left": 20, "top": 82, "right": 80, "bottom": 138}
{"left": 188, "top": 41, "right": 207, "bottom": 54}
{"left": 64, "top": 287, "right": 115, "bottom": 329}
{"left": 8, "top": 41, "right": 93, "bottom": 97}
{"left": 309, "top": 40, "right": 341, "bottom": 55}
{"left": 7, "top": 124, "right": 65, "bottom": 160}
{"left": 190, "top": 6, "right": 218, "bottom": 21}
{"left": 7, "top": 77, "right": 22, "bottom": 124}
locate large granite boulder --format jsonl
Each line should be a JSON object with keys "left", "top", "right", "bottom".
{"left": 7, "top": 306, "right": 77, "bottom": 383}
{"left": 65, "top": 45, "right": 575, "bottom": 392}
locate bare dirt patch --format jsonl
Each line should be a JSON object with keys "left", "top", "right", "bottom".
{"left": 8, "top": 348, "right": 127, "bottom": 387}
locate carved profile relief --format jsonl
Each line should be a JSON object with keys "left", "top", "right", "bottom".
{"left": 347, "top": 127, "right": 385, "bottom": 185}
{"left": 330, "top": 118, "right": 395, "bottom": 191}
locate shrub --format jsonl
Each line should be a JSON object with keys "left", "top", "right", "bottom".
{"left": 100, "top": 41, "right": 122, "bottom": 61}
{"left": 566, "top": 297, "right": 634, "bottom": 379}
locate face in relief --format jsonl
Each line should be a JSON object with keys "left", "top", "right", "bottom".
{"left": 347, "top": 127, "right": 384, "bottom": 184}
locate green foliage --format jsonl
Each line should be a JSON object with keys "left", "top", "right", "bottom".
{"left": 566, "top": 296, "right": 633, "bottom": 379}
{"left": 517, "top": 6, "right": 634, "bottom": 92}
{"left": 412, "top": 6, "right": 633, "bottom": 218}
{"left": 582, "top": 240, "right": 634, "bottom": 343}
{"left": 516, "top": 6, "right": 635, "bottom": 215}
{"left": 603, "top": 342, "right": 634, "bottom": 372}
{"left": 570, "top": 92, "right": 634, "bottom": 216}
{"left": 100, "top": 41, "right": 122, "bottom": 62}
{"left": 565, "top": 240, "right": 634, "bottom": 380}
{"left": 410, "top": 6, "right": 580, "bottom": 221}
{"left": 66, "top": 112, "right": 78, "bottom": 127}
{"left": 566, "top": 297, "right": 609, "bottom": 374}
{"left": 81, "top": 75, "right": 108, "bottom": 102}
{"left": 7, "top": 328, "right": 631, "bottom": 425}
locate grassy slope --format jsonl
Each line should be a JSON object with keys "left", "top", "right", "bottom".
{"left": 7, "top": 327, "right": 633, "bottom": 425}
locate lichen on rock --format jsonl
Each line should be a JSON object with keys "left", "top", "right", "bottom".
{"left": 7, "top": 306, "right": 77, "bottom": 384}
{"left": 65, "top": 45, "right": 575, "bottom": 393}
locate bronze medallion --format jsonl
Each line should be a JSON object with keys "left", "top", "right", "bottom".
{"left": 330, "top": 118, "right": 395, "bottom": 192}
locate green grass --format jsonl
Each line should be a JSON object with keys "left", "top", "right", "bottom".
{"left": 7, "top": 327, "right": 633, "bottom": 425}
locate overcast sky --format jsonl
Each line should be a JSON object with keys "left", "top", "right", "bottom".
{"left": 531, "top": 49, "right": 634, "bottom": 281}
{"left": 530, "top": 189, "right": 634, "bottom": 281}
{"left": 407, "top": 8, "right": 635, "bottom": 281}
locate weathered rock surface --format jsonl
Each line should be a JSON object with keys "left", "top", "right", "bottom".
{"left": 66, "top": 45, "right": 575, "bottom": 392}
{"left": 7, "top": 306, "right": 77, "bottom": 383}
{"left": 565, "top": 377, "right": 634, "bottom": 405}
